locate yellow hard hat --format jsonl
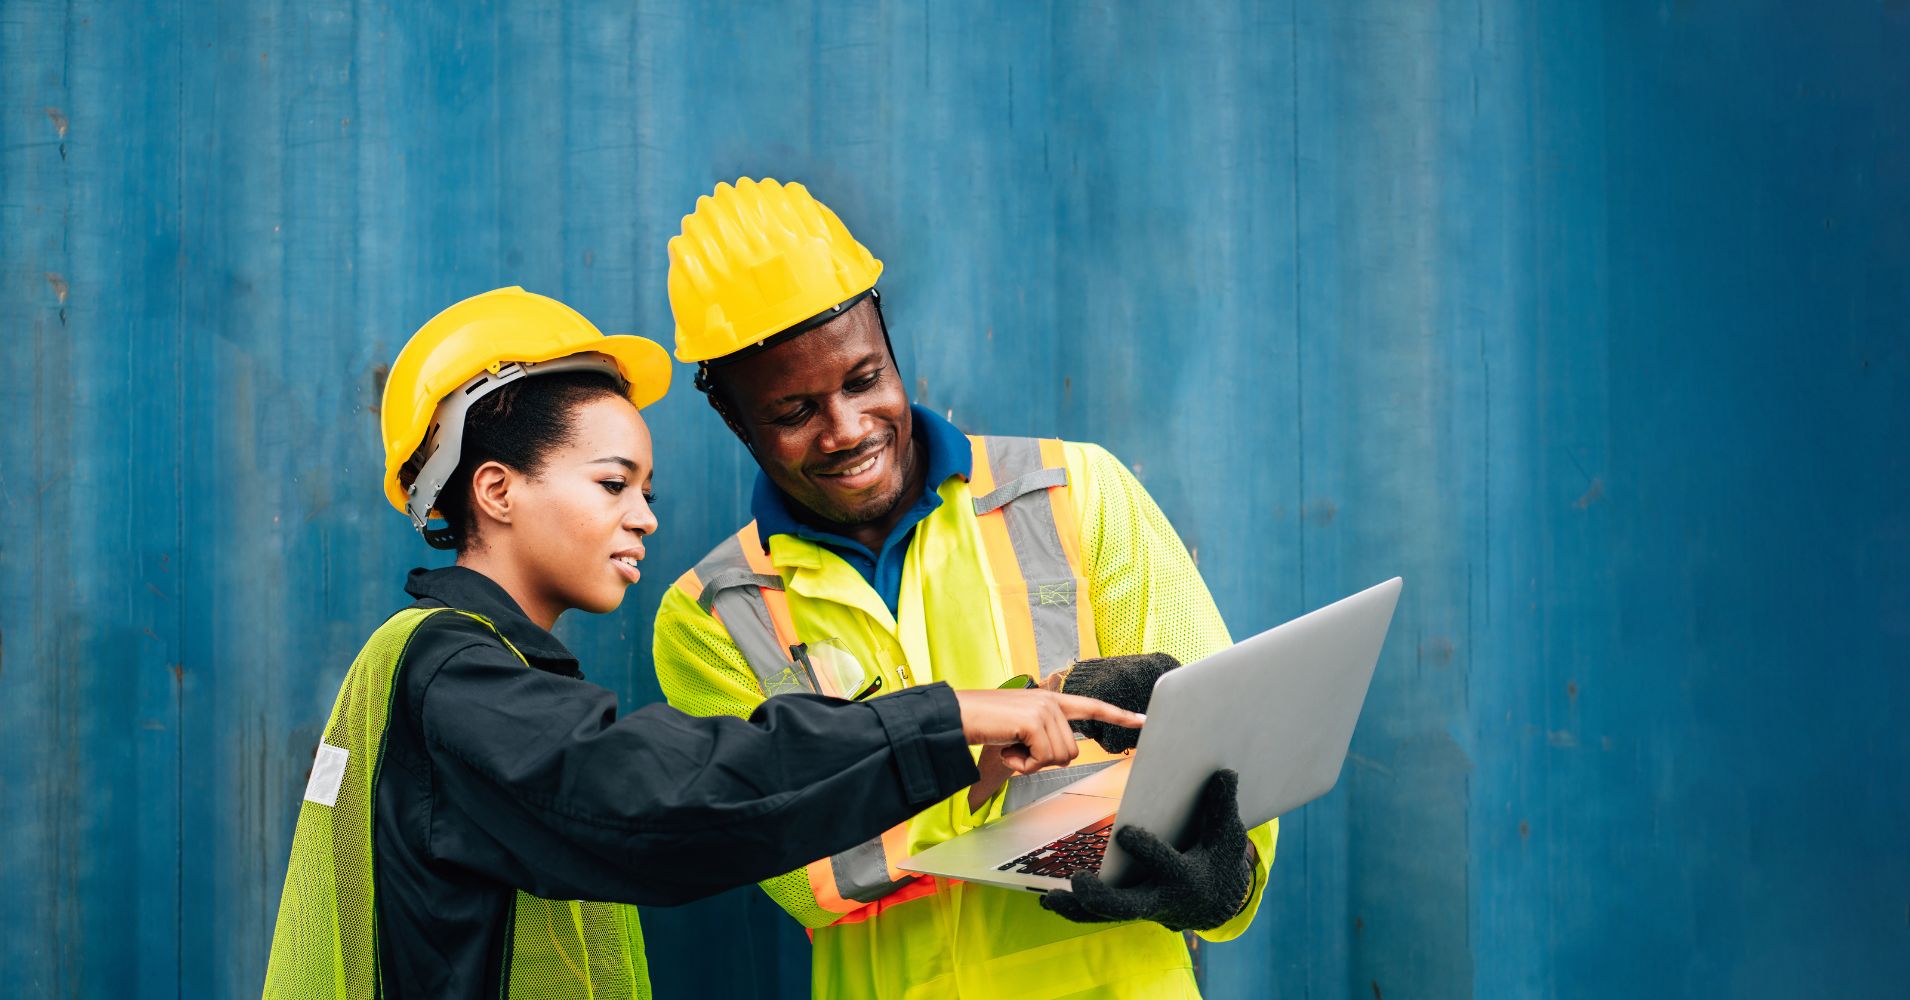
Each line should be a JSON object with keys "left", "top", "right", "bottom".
{"left": 380, "top": 286, "right": 671, "bottom": 543}
{"left": 668, "top": 177, "right": 884, "bottom": 363}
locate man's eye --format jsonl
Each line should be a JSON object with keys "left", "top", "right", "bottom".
{"left": 771, "top": 406, "right": 810, "bottom": 427}
{"left": 601, "top": 480, "right": 627, "bottom": 495}
{"left": 846, "top": 370, "right": 882, "bottom": 393}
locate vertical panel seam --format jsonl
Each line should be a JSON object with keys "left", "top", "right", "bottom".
{"left": 172, "top": 0, "right": 188, "bottom": 992}
{"left": 1286, "top": 4, "right": 1310, "bottom": 998}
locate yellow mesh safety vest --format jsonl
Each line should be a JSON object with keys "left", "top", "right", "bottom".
{"left": 263, "top": 607, "right": 650, "bottom": 999}
{"left": 654, "top": 436, "right": 1277, "bottom": 1000}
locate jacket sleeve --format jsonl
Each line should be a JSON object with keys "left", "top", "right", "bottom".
{"left": 406, "top": 614, "right": 979, "bottom": 908}
{"left": 1071, "top": 441, "right": 1278, "bottom": 943}
{"left": 652, "top": 585, "right": 879, "bottom": 928}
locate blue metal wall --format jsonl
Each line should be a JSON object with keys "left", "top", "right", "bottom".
{"left": 3, "top": 2, "right": 1905, "bottom": 996}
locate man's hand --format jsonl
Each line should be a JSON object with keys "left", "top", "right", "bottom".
{"left": 953, "top": 689, "right": 1145, "bottom": 775}
{"left": 1045, "top": 652, "right": 1179, "bottom": 753}
{"left": 1039, "top": 768, "right": 1254, "bottom": 932}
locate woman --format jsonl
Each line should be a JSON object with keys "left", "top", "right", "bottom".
{"left": 262, "top": 287, "right": 1139, "bottom": 998}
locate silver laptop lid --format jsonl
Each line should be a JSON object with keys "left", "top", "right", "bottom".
{"left": 1100, "top": 577, "right": 1402, "bottom": 885}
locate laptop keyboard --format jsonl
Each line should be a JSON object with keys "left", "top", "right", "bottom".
{"left": 998, "top": 816, "right": 1115, "bottom": 880}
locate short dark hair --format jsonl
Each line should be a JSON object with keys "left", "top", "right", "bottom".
{"left": 435, "top": 370, "right": 626, "bottom": 552}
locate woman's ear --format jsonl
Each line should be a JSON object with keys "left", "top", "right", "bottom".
{"left": 469, "top": 460, "right": 516, "bottom": 530}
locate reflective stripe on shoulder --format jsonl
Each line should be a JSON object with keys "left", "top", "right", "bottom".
{"left": 689, "top": 525, "right": 812, "bottom": 696}
{"left": 688, "top": 523, "right": 924, "bottom": 915}
{"left": 969, "top": 435, "right": 1120, "bottom": 813}
{"left": 968, "top": 436, "right": 1097, "bottom": 679}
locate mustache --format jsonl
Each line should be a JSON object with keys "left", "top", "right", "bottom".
{"left": 809, "top": 436, "right": 892, "bottom": 476}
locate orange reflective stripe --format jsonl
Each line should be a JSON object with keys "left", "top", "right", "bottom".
{"left": 822, "top": 876, "right": 943, "bottom": 928}
{"left": 806, "top": 856, "right": 854, "bottom": 914}
{"left": 1068, "top": 743, "right": 1126, "bottom": 768}
{"left": 733, "top": 521, "right": 807, "bottom": 681}
{"left": 673, "top": 568, "right": 704, "bottom": 604}
{"left": 878, "top": 823, "right": 912, "bottom": 882}
{"left": 970, "top": 441, "right": 1043, "bottom": 676}
{"left": 761, "top": 588, "right": 800, "bottom": 655}
{"left": 737, "top": 521, "right": 775, "bottom": 574}
{"left": 1038, "top": 438, "right": 1100, "bottom": 659}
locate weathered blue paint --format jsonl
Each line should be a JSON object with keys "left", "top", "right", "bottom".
{"left": 2, "top": 2, "right": 1905, "bottom": 997}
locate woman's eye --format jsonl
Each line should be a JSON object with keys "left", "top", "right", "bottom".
{"left": 642, "top": 489, "right": 658, "bottom": 504}
{"left": 601, "top": 480, "right": 627, "bottom": 495}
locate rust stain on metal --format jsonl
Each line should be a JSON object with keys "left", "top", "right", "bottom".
{"left": 1567, "top": 680, "right": 1579, "bottom": 700}
{"left": 46, "top": 272, "right": 68, "bottom": 304}
{"left": 44, "top": 106, "right": 67, "bottom": 138}
{"left": 1573, "top": 476, "right": 1604, "bottom": 509}
{"left": 1519, "top": 819, "right": 1531, "bottom": 840}
{"left": 1306, "top": 499, "right": 1339, "bottom": 526}
{"left": 369, "top": 363, "right": 389, "bottom": 413}
{"left": 1419, "top": 635, "right": 1456, "bottom": 666}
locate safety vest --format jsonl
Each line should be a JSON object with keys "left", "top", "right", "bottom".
{"left": 262, "top": 607, "right": 650, "bottom": 999}
{"left": 658, "top": 433, "right": 1270, "bottom": 999}
{"left": 674, "top": 436, "right": 1129, "bottom": 916}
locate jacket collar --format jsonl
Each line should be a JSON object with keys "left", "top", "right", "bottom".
{"left": 404, "top": 565, "right": 581, "bottom": 675}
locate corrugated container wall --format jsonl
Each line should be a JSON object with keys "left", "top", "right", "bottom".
{"left": 3, "top": 2, "right": 1904, "bottom": 997}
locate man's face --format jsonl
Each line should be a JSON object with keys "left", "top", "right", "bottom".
{"left": 715, "top": 298, "right": 916, "bottom": 527}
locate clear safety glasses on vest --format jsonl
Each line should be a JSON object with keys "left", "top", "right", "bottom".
{"left": 399, "top": 352, "right": 628, "bottom": 549}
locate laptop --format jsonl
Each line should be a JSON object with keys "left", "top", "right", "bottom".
{"left": 898, "top": 577, "right": 1402, "bottom": 891}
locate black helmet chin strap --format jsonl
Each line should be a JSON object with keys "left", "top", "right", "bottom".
{"left": 694, "top": 288, "right": 899, "bottom": 459}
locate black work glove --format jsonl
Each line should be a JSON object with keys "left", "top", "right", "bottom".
{"left": 1056, "top": 652, "right": 1178, "bottom": 753}
{"left": 1039, "top": 769, "right": 1254, "bottom": 933}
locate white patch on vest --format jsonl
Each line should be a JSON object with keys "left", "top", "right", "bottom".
{"left": 304, "top": 743, "right": 350, "bottom": 807}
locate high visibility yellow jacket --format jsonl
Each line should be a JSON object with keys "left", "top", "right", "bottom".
{"left": 654, "top": 435, "right": 1277, "bottom": 999}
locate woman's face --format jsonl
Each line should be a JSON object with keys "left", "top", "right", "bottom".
{"left": 505, "top": 394, "right": 659, "bottom": 622}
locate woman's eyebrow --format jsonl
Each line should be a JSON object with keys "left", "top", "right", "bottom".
{"left": 588, "top": 457, "right": 638, "bottom": 471}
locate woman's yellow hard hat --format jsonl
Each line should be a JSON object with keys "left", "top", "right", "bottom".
{"left": 668, "top": 178, "right": 883, "bottom": 363}
{"left": 380, "top": 287, "right": 671, "bottom": 545}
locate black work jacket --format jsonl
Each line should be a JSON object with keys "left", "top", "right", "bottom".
{"left": 371, "top": 566, "right": 979, "bottom": 998}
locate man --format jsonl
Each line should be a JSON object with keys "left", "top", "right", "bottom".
{"left": 652, "top": 178, "right": 1276, "bottom": 998}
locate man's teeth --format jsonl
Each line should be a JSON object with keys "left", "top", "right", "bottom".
{"left": 830, "top": 455, "right": 877, "bottom": 478}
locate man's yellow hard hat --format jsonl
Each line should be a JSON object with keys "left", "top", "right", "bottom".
{"left": 668, "top": 178, "right": 884, "bottom": 363}
{"left": 380, "top": 286, "right": 671, "bottom": 544}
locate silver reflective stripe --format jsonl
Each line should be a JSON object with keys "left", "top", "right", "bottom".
{"left": 830, "top": 836, "right": 916, "bottom": 904}
{"left": 692, "top": 528, "right": 908, "bottom": 902}
{"left": 982, "top": 437, "right": 1083, "bottom": 679}
{"left": 971, "top": 467, "right": 1068, "bottom": 515}
{"left": 1002, "top": 757, "right": 1123, "bottom": 814}
{"left": 692, "top": 535, "right": 814, "bottom": 696}
{"left": 693, "top": 569, "right": 788, "bottom": 613}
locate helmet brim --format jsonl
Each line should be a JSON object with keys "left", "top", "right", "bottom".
{"left": 381, "top": 335, "right": 673, "bottom": 515}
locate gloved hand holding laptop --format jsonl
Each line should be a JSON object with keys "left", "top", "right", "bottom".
{"left": 1038, "top": 768, "right": 1254, "bottom": 932}
{"left": 1045, "top": 652, "right": 1179, "bottom": 753}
